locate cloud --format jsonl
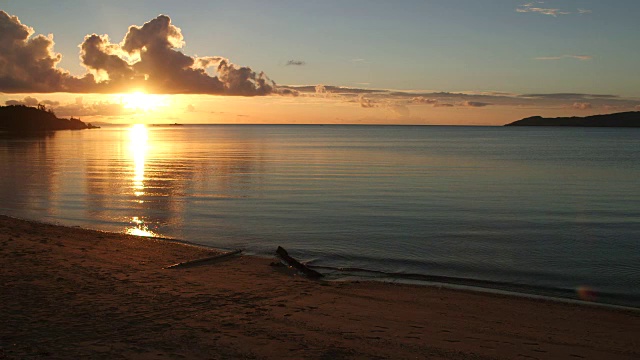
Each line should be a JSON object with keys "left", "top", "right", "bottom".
{"left": 520, "top": 93, "right": 617, "bottom": 100}
{"left": 358, "top": 95, "right": 376, "bottom": 108}
{"left": 388, "top": 104, "right": 410, "bottom": 117}
{"left": 411, "top": 97, "right": 438, "bottom": 105}
{"left": 5, "top": 96, "right": 59, "bottom": 107}
{"left": 186, "top": 104, "right": 195, "bottom": 112}
{"left": 52, "top": 100, "right": 128, "bottom": 117}
{"left": 573, "top": 102, "right": 592, "bottom": 110}
{"left": 0, "top": 11, "right": 96, "bottom": 93}
{"left": 535, "top": 55, "right": 592, "bottom": 61}
{"left": 284, "top": 84, "right": 384, "bottom": 95}
{"left": 285, "top": 60, "right": 306, "bottom": 66}
{"left": 461, "top": 101, "right": 491, "bottom": 107}
{"left": 0, "top": 11, "right": 274, "bottom": 95}
{"left": 636, "top": 105, "right": 640, "bottom": 111}
{"left": 278, "top": 84, "right": 640, "bottom": 111}
{"left": 276, "top": 88, "right": 299, "bottom": 97}
{"left": 516, "top": 3, "right": 570, "bottom": 16}
{"left": 578, "top": 9, "right": 592, "bottom": 15}
{"left": 313, "top": 84, "right": 334, "bottom": 98}
{"left": 41, "top": 99, "right": 60, "bottom": 106}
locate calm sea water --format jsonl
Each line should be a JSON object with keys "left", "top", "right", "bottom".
{"left": 1, "top": 125, "right": 639, "bottom": 307}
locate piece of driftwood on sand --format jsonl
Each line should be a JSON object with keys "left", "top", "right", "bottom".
{"left": 165, "top": 249, "right": 243, "bottom": 269}
{"left": 276, "top": 246, "right": 324, "bottom": 278}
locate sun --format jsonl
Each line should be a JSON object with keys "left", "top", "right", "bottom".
{"left": 122, "top": 91, "right": 167, "bottom": 111}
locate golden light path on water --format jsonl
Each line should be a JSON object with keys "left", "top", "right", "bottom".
{"left": 126, "top": 124, "right": 157, "bottom": 237}
{"left": 130, "top": 124, "right": 147, "bottom": 197}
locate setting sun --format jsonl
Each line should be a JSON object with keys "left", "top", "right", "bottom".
{"left": 122, "top": 91, "right": 167, "bottom": 112}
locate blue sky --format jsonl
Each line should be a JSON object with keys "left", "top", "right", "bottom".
{"left": 1, "top": 0, "right": 639, "bottom": 124}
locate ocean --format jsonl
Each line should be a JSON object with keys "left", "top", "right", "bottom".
{"left": 1, "top": 124, "right": 639, "bottom": 307}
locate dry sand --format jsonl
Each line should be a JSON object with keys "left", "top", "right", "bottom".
{"left": 1, "top": 215, "right": 638, "bottom": 359}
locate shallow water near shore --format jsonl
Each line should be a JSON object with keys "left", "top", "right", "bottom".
{"left": 1, "top": 124, "right": 639, "bottom": 307}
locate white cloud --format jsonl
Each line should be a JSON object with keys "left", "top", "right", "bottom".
{"left": 573, "top": 102, "right": 592, "bottom": 110}
{"left": 358, "top": 95, "right": 376, "bottom": 108}
{"left": 535, "top": 55, "right": 593, "bottom": 61}
{"left": 516, "top": 3, "right": 571, "bottom": 17}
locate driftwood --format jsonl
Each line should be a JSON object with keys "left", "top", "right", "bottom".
{"left": 276, "top": 246, "right": 323, "bottom": 278}
{"left": 165, "top": 249, "right": 243, "bottom": 269}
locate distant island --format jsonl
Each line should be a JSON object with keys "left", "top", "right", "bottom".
{"left": 505, "top": 111, "right": 640, "bottom": 127}
{"left": 151, "top": 123, "right": 183, "bottom": 127}
{"left": 0, "top": 105, "right": 99, "bottom": 132}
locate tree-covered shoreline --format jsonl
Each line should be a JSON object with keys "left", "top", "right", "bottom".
{"left": 0, "top": 105, "right": 98, "bottom": 131}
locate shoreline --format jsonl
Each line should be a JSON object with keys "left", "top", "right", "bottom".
{"left": 30, "top": 215, "right": 640, "bottom": 311}
{"left": 1, "top": 214, "right": 639, "bottom": 359}
{"left": 9, "top": 215, "right": 639, "bottom": 310}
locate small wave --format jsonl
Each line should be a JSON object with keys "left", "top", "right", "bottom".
{"left": 310, "top": 264, "right": 640, "bottom": 309}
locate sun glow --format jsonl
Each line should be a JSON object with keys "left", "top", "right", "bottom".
{"left": 122, "top": 91, "right": 167, "bottom": 111}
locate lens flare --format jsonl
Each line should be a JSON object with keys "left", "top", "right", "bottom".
{"left": 577, "top": 286, "right": 597, "bottom": 302}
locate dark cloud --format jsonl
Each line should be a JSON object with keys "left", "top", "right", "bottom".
{"left": 0, "top": 11, "right": 274, "bottom": 95}
{"left": 0, "top": 10, "right": 96, "bottom": 93}
{"left": 282, "top": 84, "right": 640, "bottom": 111}
{"left": 461, "top": 101, "right": 491, "bottom": 107}
{"left": 285, "top": 60, "right": 306, "bottom": 66}
{"left": 275, "top": 88, "right": 299, "bottom": 97}
{"left": 520, "top": 93, "right": 618, "bottom": 100}
{"left": 82, "top": 15, "right": 274, "bottom": 95}
{"left": 80, "top": 34, "right": 135, "bottom": 85}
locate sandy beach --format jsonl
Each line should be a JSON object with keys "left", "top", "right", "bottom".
{"left": 1, "top": 215, "right": 638, "bottom": 359}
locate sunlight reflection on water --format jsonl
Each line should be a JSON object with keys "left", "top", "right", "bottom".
{"left": 130, "top": 124, "right": 148, "bottom": 199}
{"left": 125, "top": 125, "right": 153, "bottom": 235}
{"left": 125, "top": 216, "right": 158, "bottom": 237}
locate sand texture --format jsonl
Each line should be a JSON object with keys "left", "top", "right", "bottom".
{"left": 1, "top": 215, "right": 638, "bottom": 359}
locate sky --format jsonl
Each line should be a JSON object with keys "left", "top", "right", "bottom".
{"left": 1, "top": 0, "right": 639, "bottom": 125}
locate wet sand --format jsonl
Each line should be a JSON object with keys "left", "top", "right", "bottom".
{"left": 1, "top": 215, "right": 638, "bottom": 359}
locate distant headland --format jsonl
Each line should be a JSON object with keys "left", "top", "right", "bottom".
{"left": 0, "top": 105, "right": 99, "bottom": 132}
{"left": 505, "top": 111, "right": 640, "bottom": 127}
